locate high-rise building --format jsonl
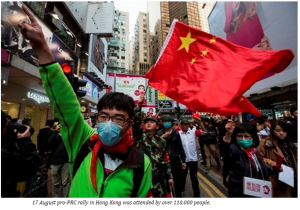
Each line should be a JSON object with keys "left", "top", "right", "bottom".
{"left": 198, "top": 2, "right": 216, "bottom": 33}
{"left": 148, "top": 1, "right": 204, "bottom": 65}
{"left": 133, "top": 12, "right": 151, "bottom": 74}
{"left": 107, "top": 10, "right": 129, "bottom": 72}
{"left": 148, "top": 2, "right": 170, "bottom": 65}
{"left": 129, "top": 36, "right": 135, "bottom": 71}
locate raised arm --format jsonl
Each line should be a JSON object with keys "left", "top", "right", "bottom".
{"left": 18, "top": 5, "right": 94, "bottom": 167}
{"left": 18, "top": 5, "right": 54, "bottom": 64}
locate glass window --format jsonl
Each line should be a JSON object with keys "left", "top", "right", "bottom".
{"left": 1, "top": 101, "right": 20, "bottom": 119}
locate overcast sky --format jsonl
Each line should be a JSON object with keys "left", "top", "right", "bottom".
{"left": 113, "top": 1, "right": 148, "bottom": 38}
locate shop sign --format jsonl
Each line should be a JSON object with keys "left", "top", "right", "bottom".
{"left": 158, "top": 100, "right": 173, "bottom": 109}
{"left": 90, "top": 108, "right": 98, "bottom": 114}
{"left": 27, "top": 92, "right": 50, "bottom": 104}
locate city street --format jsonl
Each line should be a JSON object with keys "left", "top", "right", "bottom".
{"left": 182, "top": 153, "right": 227, "bottom": 198}
{"left": 1, "top": 1, "right": 297, "bottom": 202}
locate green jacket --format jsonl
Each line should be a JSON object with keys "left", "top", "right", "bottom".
{"left": 39, "top": 62, "right": 152, "bottom": 197}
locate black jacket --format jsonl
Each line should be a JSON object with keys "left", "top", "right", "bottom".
{"left": 227, "top": 144, "right": 270, "bottom": 197}
{"left": 199, "top": 126, "right": 217, "bottom": 144}
{"left": 1, "top": 138, "right": 40, "bottom": 197}
{"left": 37, "top": 127, "right": 54, "bottom": 155}
{"left": 48, "top": 131, "right": 68, "bottom": 165}
{"left": 157, "top": 128, "right": 186, "bottom": 163}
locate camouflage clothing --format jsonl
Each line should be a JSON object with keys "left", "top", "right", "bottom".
{"left": 132, "top": 107, "right": 173, "bottom": 197}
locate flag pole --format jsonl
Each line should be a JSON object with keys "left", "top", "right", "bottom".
{"left": 173, "top": 108, "right": 188, "bottom": 126}
{"left": 144, "top": 85, "right": 149, "bottom": 95}
{"left": 156, "top": 101, "right": 166, "bottom": 116}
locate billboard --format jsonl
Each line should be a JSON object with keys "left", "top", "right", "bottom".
{"left": 64, "top": 2, "right": 114, "bottom": 36}
{"left": 88, "top": 34, "right": 108, "bottom": 78}
{"left": 115, "top": 74, "right": 146, "bottom": 105}
{"left": 142, "top": 106, "right": 156, "bottom": 117}
{"left": 208, "top": 2, "right": 297, "bottom": 95}
{"left": 50, "top": 35, "right": 78, "bottom": 66}
{"left": 1, "top": 1, "right": 53, "bottom": 67}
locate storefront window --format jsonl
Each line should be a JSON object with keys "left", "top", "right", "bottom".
{"left": 1, "top": 100, "right": 20, "bottom": 118}
{"left": 24, "top": 105, "right": 48, "bottom": 145}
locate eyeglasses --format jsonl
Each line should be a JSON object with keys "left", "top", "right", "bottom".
{"left": 236, "top": 133, "right": 252, "bottom": 139}
{"left": 97, "top": 112, "right": 129, "bottom": 126}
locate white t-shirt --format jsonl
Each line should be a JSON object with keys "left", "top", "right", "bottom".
{"left": 179, "top": 130, "right": 198, "bottom": 162}
{"left": 104, "top": 153, "right": 123, "bottom": 175}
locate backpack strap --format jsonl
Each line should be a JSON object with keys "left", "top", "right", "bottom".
{"left": 73, "top": 141, "right": 90, "bottom": 178}
{"left": 131, "top": 148, "right": 145, "bottom": 197}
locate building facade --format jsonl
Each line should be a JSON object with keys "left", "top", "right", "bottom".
{"left": 198, "top": 1, "right": 216, "bottom": 33}
{"left": 107, "top": 10, "right": 130, "bottom": 73}
{"left": 1, "top": 2, "right": 112, "bottom": 144}
{"left": 129, "top": 36, "right": 135, "bottom": 71}
{"left": 148, "top": 1, "right": 204, "bottom": 65}
{"left": 133, "top": 12, "right": 151, "bottom": 74}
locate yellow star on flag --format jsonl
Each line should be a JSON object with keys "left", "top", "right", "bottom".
{"left": 177, "top": 30, "right": 197, "bottom": 53}
{"left": 210, "top": 36, "right": 217, "bottom": 43}
{"left": 190, "top": 58, "right": 197, "bottom": 65}
{"left": 201, "top": 49, "right": 209, "bottom": 57}
{"left": 240, "top": 97, "right": 244, "bottom": 102}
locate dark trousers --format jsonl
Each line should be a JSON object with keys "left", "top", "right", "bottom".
{"left": 199, "top": 141, "right": 207, "bottom": 166}
{"left": 171, "top": 161, "right": 183, "bottom": 197}
{"left": 182, "top": 161, "right": 200, "bottom": 197}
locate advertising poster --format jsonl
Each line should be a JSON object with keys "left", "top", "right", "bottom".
{"left": 146, "top": 85, "right": 156, "bottom": 106}
{"left": 1, "top": 1, "right": 53, "bottom": 67}
{"left": 92, "top": 83, "right": 98, "bottom": 100}
{"left": 208, "top": 2, "right": 297, "bottom": 83}
{"left": 97, "top": 73, "right": 115, "bottom": 100}
{"left": 83, "top": 75, "right": 93, "bottom": 97}
{"left": 65, "top": 2, "right": 114, "bottom": 36}
{"left": 115, "top": 74, "right": 146, "bottom": 105}
{"left": 50, "top": 35, "right": 78, "bottom": 66}
{"left": 89, "top": 34, "right": 107, "bottom": 76}
{"left": 142, "top": 106, "right": 156, "bottom": 117}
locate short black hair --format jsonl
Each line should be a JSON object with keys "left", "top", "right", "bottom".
{"left": 45, "top": 119, "right": 54, "bottom": 127}
{"left": 257, "top": 115, "right": 267, "bottom": 125}
{"left": 290, "top": 107, "right": 297, "bottom": 115}
{"left": 97, "top": 92, "right": 135, "bottom": 119}
{"left": 231, "top": 123, "right": 260, "bottom": 148}
{"left": 203, "top": 118, "right": 211, "bottom": 124}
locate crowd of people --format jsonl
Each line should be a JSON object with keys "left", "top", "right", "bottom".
{"left": 1, "top": 5, "right": 298, "bottom": 198}
{"left": 2, "top": 104, "right": 297, "bottom": 198}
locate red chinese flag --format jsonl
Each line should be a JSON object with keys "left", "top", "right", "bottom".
{"left": 202, "top": 96, "right": 262, "bottom": 116}
{"left": 145, "top": 65, "right": 155, "bottom": 79}
{"left": 148, "top": 20, "right": 294, "bottom": 111}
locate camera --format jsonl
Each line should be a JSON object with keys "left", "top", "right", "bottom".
{"left": 9, "top": 123, "right": 27, "bottom": 133}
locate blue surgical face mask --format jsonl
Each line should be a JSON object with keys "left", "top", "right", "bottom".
{"left": 163, "top": 122, "right": 172, "bottom": 128}
{"left": 97, "top": 121, "right": 126, "bottom": 146}
{"left": 237, "top": 139, "right": 253, "bottom": 148}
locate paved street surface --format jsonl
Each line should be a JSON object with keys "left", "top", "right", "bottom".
{"left": 182, "top": 151, "right": 228, "bottom": 198}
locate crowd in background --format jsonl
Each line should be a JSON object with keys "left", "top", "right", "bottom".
{"left": 1, "top": 106, "right": 297, "bottom": 198}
